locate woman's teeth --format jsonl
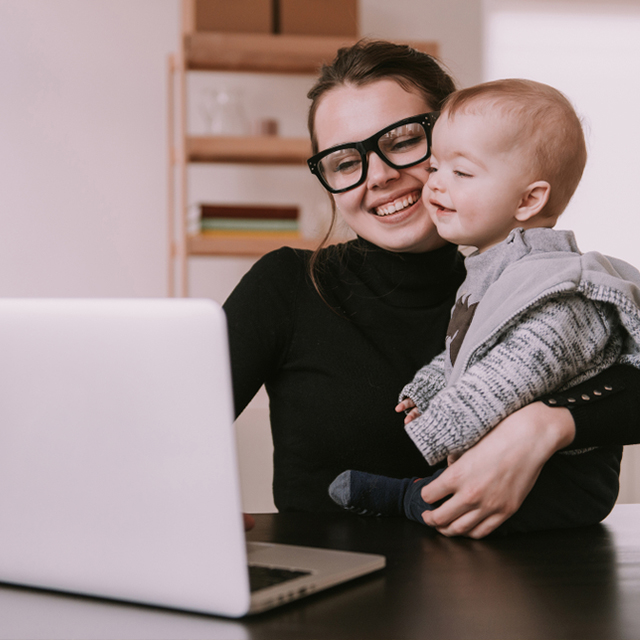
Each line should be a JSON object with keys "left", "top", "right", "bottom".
{"left": 375, "top": 193, "right": 418, "bottom": 216}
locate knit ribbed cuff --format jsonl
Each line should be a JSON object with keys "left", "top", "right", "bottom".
{"left": 398, "top": 375, "right": 446, "bottom": 414}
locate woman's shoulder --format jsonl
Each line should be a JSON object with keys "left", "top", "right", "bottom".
{"left": 229, "top": 245, "right": 323, "bottom": 309}
{"left": 237, "top": 248, "right": 309, "bottom": 300}
{"left": 253, "top": 245, "right": 311, "bottom": 273}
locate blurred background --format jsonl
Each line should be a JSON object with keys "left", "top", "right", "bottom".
{"left": 1, "top": 0, "right": 638, "bottom": 511}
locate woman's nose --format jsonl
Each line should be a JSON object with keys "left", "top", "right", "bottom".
{"left": 366, "top": 152, "right": 400, "bottom": 189}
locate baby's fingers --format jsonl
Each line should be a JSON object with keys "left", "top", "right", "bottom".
{"left": 404, "top": 408, "right": 421, "bottom": 424}
{"left": 395, "top": 398, "right": 416, "bottom": 413}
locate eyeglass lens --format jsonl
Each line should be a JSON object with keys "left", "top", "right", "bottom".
{"left": 317, "top": 121, "right": 429, "bottom": 192}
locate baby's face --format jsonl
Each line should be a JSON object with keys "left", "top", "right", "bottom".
{"left": 423, "top": 110, "right": 534, "bottom": 253}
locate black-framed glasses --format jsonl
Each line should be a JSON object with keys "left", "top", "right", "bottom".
{"left": 307, "top": 112, "right": 439, "bottom": 194}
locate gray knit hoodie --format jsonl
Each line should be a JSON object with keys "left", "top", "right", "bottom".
{"left": 400, "top": 227, "right": 640, "bottom": 465}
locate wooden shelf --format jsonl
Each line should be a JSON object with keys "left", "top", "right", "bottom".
{"left": 184, "top": 32, "right": 438, "bottom": 74}
{"left": 186, "top": 135, "right": 311, "bottom": 164}
{"left": 187, "top": 232, "right": 320, "bottom": 256}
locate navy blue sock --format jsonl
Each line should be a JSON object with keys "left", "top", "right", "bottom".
{"left": 402, "top": 469, "right": 447, "bottom": 523}
{"left": 328, "top": 469, "right": 446, "bottom": 522}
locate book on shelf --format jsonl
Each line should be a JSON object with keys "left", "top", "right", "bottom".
{"left": 199, "top": 203, "right": 298, "bottom": 219}
{"left": 200, "top": 218, "right": 299, "bottom": 232}
{"left": 198, "top": 203, "right": 300, "bottom": 234}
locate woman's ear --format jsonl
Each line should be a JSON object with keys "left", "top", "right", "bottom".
{"left": 515, "top": 181, "right": 551, "bottom": 222}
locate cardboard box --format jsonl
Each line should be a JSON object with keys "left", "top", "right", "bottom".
{"left": 278, "top": 0, "right": 358, "bottom": 37}
{"left": 187, "top": 0, "right": 273, "bottom": 33}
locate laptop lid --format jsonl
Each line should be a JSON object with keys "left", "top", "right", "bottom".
{"left": 0, "top": 298, "right": 252, "bottom": 616}
{"left": 0, "top": 298, "right": 384, "bottom": 618}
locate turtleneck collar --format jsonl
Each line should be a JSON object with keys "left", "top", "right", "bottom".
{"left": 334, "top": 237, "right": 466, "bottom": 309}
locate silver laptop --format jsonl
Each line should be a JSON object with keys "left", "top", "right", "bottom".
{"left": 0, "top": 298, "right": 384, "bottom": 617}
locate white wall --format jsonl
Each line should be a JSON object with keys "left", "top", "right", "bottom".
{"left": 361, "top": 0, "right": 483, "bottom": 88}
{"left": 484, "top": 0, "right": 640, "bottom": 503}
{"left": 0, "top": 0, "right": 178, "bottom": 297}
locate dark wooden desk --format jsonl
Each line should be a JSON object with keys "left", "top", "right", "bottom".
{"left": 2, "top": 505, "right": 640, "bottom": 639}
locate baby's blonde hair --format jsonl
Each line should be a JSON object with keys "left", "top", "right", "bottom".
{"left": 442, "top": 79, "right": 587, "bottom": 219}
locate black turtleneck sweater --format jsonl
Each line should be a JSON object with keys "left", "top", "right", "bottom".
{"left": 223, "top": 239, "right": 465, "bottom": 512}
{"left": 223, "top": 238, "right": 640, "bottom": 513}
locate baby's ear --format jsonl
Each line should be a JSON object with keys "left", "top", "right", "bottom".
{"left": 515, "top": 181, "right": 551, "bottom": 222}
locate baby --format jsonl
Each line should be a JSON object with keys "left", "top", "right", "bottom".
{"left": 329, "top": 79, "right": 640, "bottom": 534}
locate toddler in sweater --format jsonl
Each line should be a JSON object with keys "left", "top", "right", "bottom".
{"left": 329, "top": 78, "right": 640, "bottom": 534}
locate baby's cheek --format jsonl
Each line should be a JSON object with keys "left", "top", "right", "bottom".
{"left": 421, "top": 181, "right": 432, "bottom": 206}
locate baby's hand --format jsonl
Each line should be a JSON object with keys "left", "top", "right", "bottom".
{"left": 395, "top": 398, "right": 421, "bottom": 424}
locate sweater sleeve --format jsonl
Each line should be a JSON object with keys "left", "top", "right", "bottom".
{"left": 405, "top": 295, "right": 622, "bottom": 465}
{"left": 222, "top": 248, "right": 304, "bottom": 417}
{"left": 398, "top": 351, "right": 447, "bottom": 413}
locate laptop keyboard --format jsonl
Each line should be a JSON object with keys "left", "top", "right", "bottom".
{"left": 248, "top": 565, "right": 311, "bottom": 592}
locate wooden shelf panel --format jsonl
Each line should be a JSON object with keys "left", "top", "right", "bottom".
{"left": 186, "top": 33, "right": 355, "bottom": 73}
{"left": 184, "top": 33, "right": 439, "bottom": 74}
{"left": 187, "top": 232, "right": 319, "bottom": 256}
{"left": 186, "top": 135, "right": 311, "bottom": 164}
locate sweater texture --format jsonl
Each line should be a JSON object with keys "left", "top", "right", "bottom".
{"left": 223, "top": 238, "right": 465, "bottom": 511}
{"left": 401, "top": 228, "right": 640, "bottom": 465}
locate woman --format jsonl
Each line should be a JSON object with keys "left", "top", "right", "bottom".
{"left": 225, "top": 40, "right": 640, "bottom": 538}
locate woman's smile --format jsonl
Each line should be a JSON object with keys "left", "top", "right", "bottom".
{"left": 373, "top": 190, "right": 421, "bottom": 217}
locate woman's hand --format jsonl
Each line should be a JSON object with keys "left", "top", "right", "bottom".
{"left": 419, "top": 401, "right": 576, "bottom": 538}
{"left": 243, "top": 513, "right": 255, "bottom": 531}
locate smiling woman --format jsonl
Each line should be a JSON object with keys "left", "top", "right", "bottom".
{"left": 223, "top": 40, "right": 640, "bottom": 538}
{"left": 310, "top": 79, "right": 446, "bottom": 254}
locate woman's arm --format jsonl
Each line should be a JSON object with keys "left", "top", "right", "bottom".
{"left": 544, "top": 364, "right": 640, "bottom": 449}
{"left": 222, "top": 248, "right": 302, "bottom": 416}
{"left": 419, "top": 364, "right": 640, "bottom": 538}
